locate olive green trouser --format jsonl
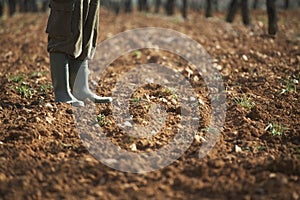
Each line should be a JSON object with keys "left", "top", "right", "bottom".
{"left": 46, "top": 0, "right": 99, "bottom": 60}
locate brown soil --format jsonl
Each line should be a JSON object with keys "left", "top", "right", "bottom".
{"left": 0, "top": 9, "right": 300, "bottom": 200}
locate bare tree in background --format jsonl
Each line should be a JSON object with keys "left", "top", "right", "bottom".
{"left": 226, "top": 0, "right": 251, "bottom": 26}
{"left": 204, "top": 0, "right": 218, "bottom": 18}
{"left": 214, "top": 0, "right": 219, "bottom": 11}
{"left": 205, "top": 0, "right": 213, "bottom": 17}
{"left": 284, "top": 0, "right": 289, "bottom": 9}
{"left": 124, "top": 0, "right": 132, "bottom": 13}
{"left": 165, "top": 0, "right": 175, "bottom": 15}
{"left": 241, "top": 0, "right": 251, "bottom": 25}
{"left": 155, "top": 0, "right": 161, "bottom": 13}
{"left": 0, "top": 0, "right": 3, "bottom": 17}
{"left": 182, "top": 0, "right": 188, "bottom": 19}
{"left": 138, "top": 0, "right": 143, "bottom": 11}
{"left": 138, "top": 0, "right": 149, "bottom": 12}
{"left": 226, "top": 0, "right": 240, "bottom": 23}
{"left": 8, "top": 0, "right": 16, "bottom": 16}
{"left": 252, "top": 0, "right": 259, "bottom": 9}
{"left": 267, "top": 0, "right": 278, "bottom": 35}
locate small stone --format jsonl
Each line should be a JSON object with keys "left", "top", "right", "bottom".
{"left": 185, "top": 67, "right": 194, "bottom": 76}
{"left": 242, "top": 55, "right": 248, "bottom": 61}
{"left": 160, "top": 98, "right": 168, "bottom": 103}
{"left": 95, "top": 191, "right": 104, "bottom": 197}
{"left": 0, "top": 173, "right": 7, "bottom": 182}
{"left": 190, "top": 97, "right": 196, "bottom": 102}
{"left": 124, "top": 121, "right": 132, "bottom": 127}
{"left": 267, "top": 155, "right": 275, "bottom": 161}
{"left": 281, "top": 176, "right": 288, "bottom": 184}
{"left": 232, "top": 131, "right": 238, "bottom": 135}
{"left": 193, "top": 75, "right": 199, "bottom": 82}
{"left": 45, "top": 103, "right": 53, "bottom": 109}
{"left": 45, "top": 116, "right": 53, "bottom": 124}
{"left": 269, "top": 173, "right": 276, "bottom": 178}
{"left": 235, "top": 145, "right": 242, "bottom": 153}
{"left": 35, "top": 117, "right": 41, "bottom": 122}
{"left": 85, "top": 156, "right": 95, "bottom": 163}
{"left": 292, "top": 192, "right": 299, "bottom": 200}
{"left": 57, "top": 152, "right": 65, "bottom": 159}
{"left": 130, "top": 143, "right": 137, "bottom": 151}
{"left": 195, "top": 135, "right": 206, "bottom": 142}
{"left": 171, "top": 99, "right": 177, "bottom": 105}
{"left": 198, "top": 98, "right": 205, "bottom": 105}
{"left": 216, "top": 64, "right": 223, "bottom": 70}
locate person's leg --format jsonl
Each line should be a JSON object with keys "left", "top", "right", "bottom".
{"left": 46, "top": 1, "right": 85, "bottom": 106}
{"left": 8, "top": 0, "right": 16, "bottom": 16}
{"left": 0, "top": 0, "right": 3, "bottom": 17}
{"left": 66, "top": 0, "right": 110, "bottom": 104}
{"left": 68, "top": 57, "right": 112, "bottom": 103}
{"left": 50, "top": 53, "right": 84, "bottom": 106}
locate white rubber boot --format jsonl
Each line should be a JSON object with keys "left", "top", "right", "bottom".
{"left": 69, "top": 58, "right": 112, "bottom": 103}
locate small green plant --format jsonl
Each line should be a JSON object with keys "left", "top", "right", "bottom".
{"left": 234, "top": 94, "right": 255, "bottom": 110}
{"left": 162, "top": 88, "right": 178, "bottom": 100}
{"left": 16, "top": 85, "right": 35, "bottom": 98}
{"left": 257, "top": 146, "right": 267, "bottom": 152}
{"left": 172, "top": 93, "right": 178, "bottom": 101}
{"left": 131, "top": 97, "right": 143, "bottom": 104}
{"left": 144, "top": 103, "right": 151, "bottom": 110}
{"left": 31, "top": 71, "right": 47, "bottom": 78}
{"left": 280, "top": 76, "right": 298, "bottom": 94}
{"left": 96, "top": 114, "right": 111, "bottom": 127}
{"left": 265, "top": 122, "right": 284, "bottom": 137}
{"left": 40, "top": 83, "right": 52, "bottom": 94}
{"left": 134, "top": 50, "right": 142, "bottom": 58}
{"left": 9, "top": 74, "right": 26, "bottom": 83}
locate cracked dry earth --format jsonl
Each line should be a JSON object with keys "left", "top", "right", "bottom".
{"left": 0, "top": 9, "right": 300, "bottom": 200}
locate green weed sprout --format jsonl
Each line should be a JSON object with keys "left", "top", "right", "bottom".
{"left": 234, "top": 94, "right": 255, "bottom": 110}
{"left": 9, "top": 74, "right": 26, "bottom": 83}
{"left": 280, "top": 76, "right": 298, "bottom": 94}
{"left": 96, "top": 114, "right": 111, "bottom": 127}
{"left": 16, "top": 85, "right": 35, "bottom": 98}
{"left": 265, "top": 122, "right": 285, "bottom": 137}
